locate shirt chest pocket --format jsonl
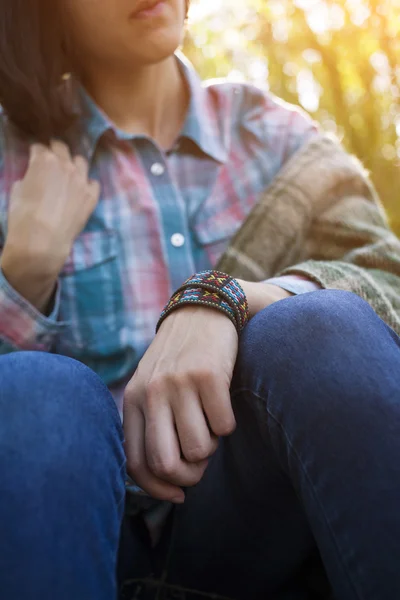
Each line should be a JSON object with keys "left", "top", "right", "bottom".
{"left": 57, "top": 229, "right": 125, "bottom": 357}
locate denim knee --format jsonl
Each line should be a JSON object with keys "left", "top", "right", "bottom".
{"left": 240, "top": 289, "right": 374, "bottom": 360}
{"left": 0, "top": 352, "right": 125, "bottom": 496}
{"left": 233, "top": 290, "right": 400, "bottom": 484}
{"left": 244, "top": 290, "right": 376, "bottom": 352}
{"left": 0, "top": 353, "right": 126, "bottom": 600}
{"left": 236, "top": 290, "right": 396, "bottom": 418}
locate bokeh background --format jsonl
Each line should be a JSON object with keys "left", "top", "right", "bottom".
{"left": 185, "top": 0, "right": 400, "bottom": 233}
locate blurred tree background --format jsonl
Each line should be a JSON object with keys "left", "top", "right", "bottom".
{"left": 184, "top": 0, "right": 400, "bottom": 233}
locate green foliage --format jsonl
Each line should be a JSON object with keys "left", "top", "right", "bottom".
{"left": 184, "top": 0, "right": 400, "bottom": 233}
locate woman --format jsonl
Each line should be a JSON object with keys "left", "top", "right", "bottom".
{"left": 0, "top": 1, "right": 400, "bottom": 599}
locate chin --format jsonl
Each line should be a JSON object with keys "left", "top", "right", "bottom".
{"left": 127, "top": 18, "right": 184, "bottom": 65}
{"left": 135, "top": 38, "right": 182, "bottom": 65}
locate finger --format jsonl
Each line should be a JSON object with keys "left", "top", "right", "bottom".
{"left": 73, "top": 155, "right": 89, "bottom": 178}
{"left": 8, "top": 181, "right": 22, "bottom": 210}
{"left": 82, "top": 181, "right": 100, "bottom": 213}
{"left": 28, "top": 143, "right": 48, "bottom": 164}
{"left": 10, "top": 180, "right": 21, "bottom": 195}
{"left": 144, "top": 397, "right": 208, "bottom": 487}
{"left": 172, "top": 389, "right": 218, "bottom": 463}
{"left": 25, "top": 145, "right": 55, "bottom": 184}
{"left": 200, "top": 377, "right": 236, "bottom": 438}
{"left": 87, "top": 179, "right": 100, "bottom": 199}
{"left": 124, "top": 404, "right": 185, "bottom": 503}
{"left": 50, "top": 140, "right": 71, "bottom": 162}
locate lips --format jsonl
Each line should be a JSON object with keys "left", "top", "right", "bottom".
{"left": 130, "top": 0, "right": 163, "bottom": 18}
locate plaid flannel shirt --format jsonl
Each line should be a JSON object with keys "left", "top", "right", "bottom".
{"left": 0, "top": 54, "right": 318, "bottom": 390}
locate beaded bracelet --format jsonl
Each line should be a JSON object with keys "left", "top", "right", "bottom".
{"left": 177, "top": 271, "right": 249, "bottom": 330}
{"left": 156, "top": 270, "right": 249, "bottom": 335}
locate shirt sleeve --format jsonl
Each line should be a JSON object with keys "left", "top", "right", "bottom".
{"left": 266, "top": 275, "right": 321, "bottom": 295}
{"left": 0, "top": 269, "right": 66, "bottom": 353}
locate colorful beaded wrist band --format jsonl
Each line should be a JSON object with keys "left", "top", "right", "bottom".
{"left": 177, "top": 271, "right": 249, "bottom": 330}
{"left": 156, "top": 270, "right": 249, "bottom": 335}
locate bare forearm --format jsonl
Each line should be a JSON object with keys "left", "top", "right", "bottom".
{"left": 237, "top": 280, "right": 292, "bottom": 318}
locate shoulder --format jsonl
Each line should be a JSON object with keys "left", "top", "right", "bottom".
{"left": 203, "top": 79, "right": 319, "bottom": 159}
{"left": 204, "top": 78, "right": 315, "bottom": 128}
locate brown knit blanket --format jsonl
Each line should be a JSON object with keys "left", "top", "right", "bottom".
{"left": 218, "top": 134, "right": 400, "bottom": 335}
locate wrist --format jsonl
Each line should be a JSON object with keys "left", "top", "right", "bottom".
{"left": 157, "top": 271, "right": 249, "bottom": 335}
{"left": 1, "top": 240, "right": 63, "bottom": 281}
{"left": 237, "top": 280, "right": 292, "bottom": 318}
{"left": 1, "top": 247, "right": 59, "bottom": 313}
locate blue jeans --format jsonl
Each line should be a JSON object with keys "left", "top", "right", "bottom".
{"left": 1, "top": 291, "right": 400, "bottom": 600}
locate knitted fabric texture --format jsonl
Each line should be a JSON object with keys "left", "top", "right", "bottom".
{"left": 217, "top": 133, "right": 400, "bottom": 336}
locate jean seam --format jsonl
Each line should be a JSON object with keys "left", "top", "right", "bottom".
{"left": 115, "top": 460, "right": 127, "bottom": 510}
{"left": 232, "top": 386, "right": 363, "bottom": 600}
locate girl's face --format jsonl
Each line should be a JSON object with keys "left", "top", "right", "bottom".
{"left": 63, "top": 0, "right": 187, "bottom": 71}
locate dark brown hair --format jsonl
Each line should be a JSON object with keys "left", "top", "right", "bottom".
{"left": 0, "top": 0, "right": 76, "bottom": 142}
{"left": 0, "top": 0, "right": 190, "bottom": 143}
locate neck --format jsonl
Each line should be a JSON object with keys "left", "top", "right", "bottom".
{"left": 80, "top": 56, "right": 189, "bottom": 150}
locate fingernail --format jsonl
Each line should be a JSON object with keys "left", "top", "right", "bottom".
{"left": 171, "top": 495, "right": 185, "bottom": 504}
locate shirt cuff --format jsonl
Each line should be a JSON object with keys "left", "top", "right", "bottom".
{"left": 0, "top": 269, "right": 66, "bottom": 351}
{"left": 266, "top": 275, "right": 321, "bottom": 296}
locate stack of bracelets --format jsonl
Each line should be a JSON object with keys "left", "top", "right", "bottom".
{"left": 156, "top": 270, "right": 250, "bottom": 336}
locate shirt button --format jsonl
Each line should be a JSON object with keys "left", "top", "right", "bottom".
{"left": 150, "top": 162, "right": 165, "bottom": 176}
{"left": 171, "top": 233, "right": 185, "bottom": 248}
